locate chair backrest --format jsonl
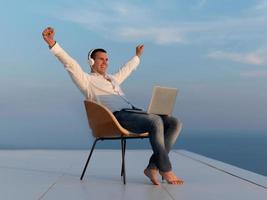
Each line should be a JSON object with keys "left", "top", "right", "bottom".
{"left": 84, "top": 100, "right": 130, "bottom": 138}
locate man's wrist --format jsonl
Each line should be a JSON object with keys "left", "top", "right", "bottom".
{"left": 48, "top": 41, "right": 56, "bottom": 49}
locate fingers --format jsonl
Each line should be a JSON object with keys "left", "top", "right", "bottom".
{"left": 42, "top": 27, "right": 56, "bottom": 47}
{"left": 136, "top": 44, "right": 144, "bottom": 50}
{"left": 42, "top": 27, "right": 54, "bottom": 38}
{"left": 136, "top": 44, "right": 144, "bottom": 57}
{"left": 42, "top": 27, "right": 54, "bottom": 37}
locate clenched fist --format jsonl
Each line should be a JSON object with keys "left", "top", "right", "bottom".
{"left": 42, "top": 27, "right": 56, "bottom": 48}
{"left": 136, "top": 44, "right": 144, "bottom": 58}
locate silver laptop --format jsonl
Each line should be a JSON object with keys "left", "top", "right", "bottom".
{"left": 147, "top": 86, "right": 178, "bottom": 115}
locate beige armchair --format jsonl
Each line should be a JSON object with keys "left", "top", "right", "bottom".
{"left": 80, "top": 100, "right": 149, "bottom": 184}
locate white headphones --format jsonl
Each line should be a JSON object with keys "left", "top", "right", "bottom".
{"left": 88, "top": 49, "right": 95, "bottom": 66}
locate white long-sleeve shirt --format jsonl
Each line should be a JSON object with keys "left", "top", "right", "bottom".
{"left": 50, "top": 43, "right": 140, "bottom": 112}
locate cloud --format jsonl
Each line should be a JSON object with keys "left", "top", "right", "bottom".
{"left": 193, "top": 0, "right": 208, "bottom": 9}
{"left": 51, "top": 2, "right": 187, "bottom": 45}
{"left": 207, "top": 50, "right": 266, "bottom": 65}
{"left": 254, "top": 0, "right": 267, "bottom": 11}
{"left": 241, "top": 70, "right": 267, "bottom": 77}
{"left": 48, "top": 0, "right": 267, "bottom": 45}
{"left": 118, "top": 27, "right": 185, "bottom": 45}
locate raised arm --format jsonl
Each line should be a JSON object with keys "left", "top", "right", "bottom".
{"left": 42, "top": 27, "right": 90, "bottom": 97}
{"left": 112, "top": 44, "right": 144, "bottom": 84}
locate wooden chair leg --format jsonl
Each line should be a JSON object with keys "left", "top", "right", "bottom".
{"left": 80, "top": 138, "right": 99, "bottom": 180}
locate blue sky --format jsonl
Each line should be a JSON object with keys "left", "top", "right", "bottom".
{"left": 1, "top": 0, "right": 267, "bottom": 148}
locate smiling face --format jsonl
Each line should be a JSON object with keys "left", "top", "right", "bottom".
{"left": 91, "top": 51, "right": 109, "bottom": 75}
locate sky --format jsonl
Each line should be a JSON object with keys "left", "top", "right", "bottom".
{"left": 1, "top": 0, "right": 267, "bottom": 148}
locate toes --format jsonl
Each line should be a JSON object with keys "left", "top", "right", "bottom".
{"left": 159, "top": 171, "right": 184, "bottom": 185}
{"left": 173, "top": 179, "right": 184, "bottom": 185}
{"left": 144, "top": 169, "right": 160, "bottom": 185}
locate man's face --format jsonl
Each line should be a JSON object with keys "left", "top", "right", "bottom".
{"left": 92, "top": 52, "right": 109, "bottom": 75}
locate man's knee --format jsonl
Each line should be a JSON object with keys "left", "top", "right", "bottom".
{"left": 167, "top": 116, "right": 182, "bottom": 132}
{"left": 147, "top": 114, "right": 163, "bottom": 131}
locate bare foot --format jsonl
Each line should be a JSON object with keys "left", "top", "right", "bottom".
{"left": 144, "top": 168, "right": 160, "bottom": 185}
{"left": 160, "top": 171, "right": 184, "bottom": 185}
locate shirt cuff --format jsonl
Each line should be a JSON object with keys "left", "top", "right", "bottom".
{"left": 50, "top": 42, "right": 61, "bottom": 55}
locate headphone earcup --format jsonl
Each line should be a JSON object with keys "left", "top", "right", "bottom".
{"left": 88, "top": 49, "right": 95, "bottom": 66}
{"left": 88, "top": 58, "right": 94, "bottom": 66}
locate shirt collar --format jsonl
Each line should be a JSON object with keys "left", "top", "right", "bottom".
{"left": 90, "top": 72, "right": 112, "bottom": 80}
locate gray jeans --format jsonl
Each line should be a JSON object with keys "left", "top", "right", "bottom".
{"left": 113, "top": 110, "right": 182, "bottom": 172}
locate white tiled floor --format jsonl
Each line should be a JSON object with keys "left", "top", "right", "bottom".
{"left": 0, "top": 150, "right": 266, "bottom": 200}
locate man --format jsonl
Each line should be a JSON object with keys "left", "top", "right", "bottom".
{"left": 42, "top": 27, "right": 183, "bottom": 185}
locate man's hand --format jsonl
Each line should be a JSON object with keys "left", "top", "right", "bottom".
{"left": 136, "top": 44, "right": 144, "bottom": 58}
{"left": 42, "top": 27, "right": 56, "bottom": 48}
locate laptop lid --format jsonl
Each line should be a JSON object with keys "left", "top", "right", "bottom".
{"left": 147, "top": 86, "right": 178, "bottom": 115}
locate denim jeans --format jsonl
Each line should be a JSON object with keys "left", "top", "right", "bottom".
{"left": 113, "top": 110, "right": 182, "bottom": 172}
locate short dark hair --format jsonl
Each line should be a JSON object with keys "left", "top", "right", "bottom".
{"left": 89, "top": 48, "right": 107, "bottom": 60}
